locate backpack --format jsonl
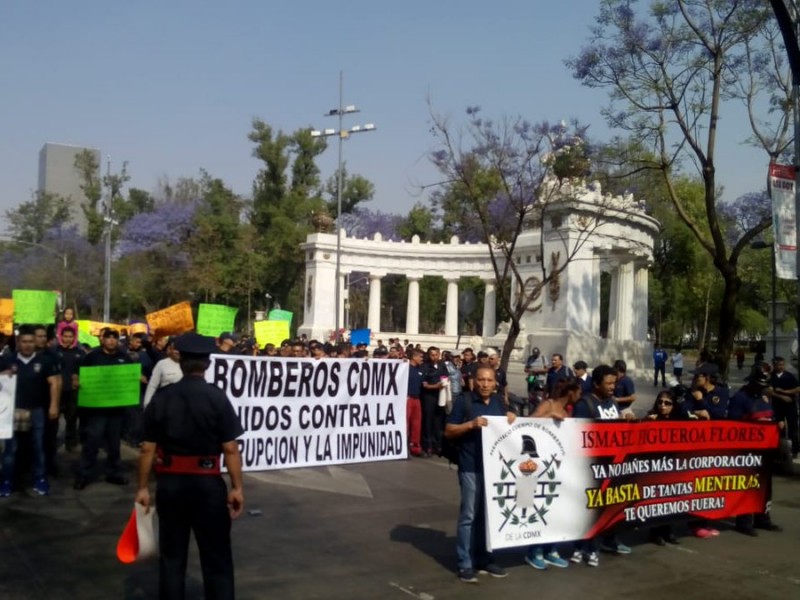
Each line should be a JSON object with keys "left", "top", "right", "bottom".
{"left": 439, "top": 394, "right": 473, "bottom": 466}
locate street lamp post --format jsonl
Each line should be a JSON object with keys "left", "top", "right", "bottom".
{"left": 310, "top": 71, "right": 376, "bottom": 343}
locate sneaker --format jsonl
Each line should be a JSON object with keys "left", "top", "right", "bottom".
{"left": 457, "top": 568, "right": 478, "bottom": 584}
{"left": 524, "top": 552, "right": 547, "bottom": 570}
{"left": 693, "top": 527, "right": 712, "bottom": 539}
{"left": 586, "top": 552, "right": 599, "bottom": 567}
{"left": 569, "top": 550, "right": 583, "bottom": 564}
{"left": 0, "top": 480, "right": 12, "bottom": 497}
{"left": 477, "top": 563, "right": 508, "bottom": 578}
{"left": 707, "top": 528, "right": 720, "bottom": 536}
{"left": 543, "top": 551, "right": 569, "bottom": 568}
{"left": 613, "top": 542, "right": 632, "bottom": 555}
{"left": 599, "top": 541, "right": 632, "bottom": 555}
{"left": 32, "top": 478, "right": 50, "bottom": 496}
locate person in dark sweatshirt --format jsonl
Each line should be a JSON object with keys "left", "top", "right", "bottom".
{"left": 571, "top": 364, "right": 635, "bottom": 567}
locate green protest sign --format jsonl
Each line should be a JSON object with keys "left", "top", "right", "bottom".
{"left": 11, "top": 290, "right": 57, "bottom": 325}
{"left": 78, "top": 330, "right": 99, "bottom": 348}
{"left": 78, "top": 364, "right": 141, "bottom": 408}
{"left": 196, "top": 303, "right": 239, "bottom": 337}
{"left": 268, "top": 309, "right": 293, "bottom": 324}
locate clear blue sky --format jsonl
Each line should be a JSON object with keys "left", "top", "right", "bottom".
{"left": 0, "top": 0, "right": 772, "bottom": 226}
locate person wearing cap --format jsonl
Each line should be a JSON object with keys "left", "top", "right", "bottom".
{"left": 684, "top": 364, "right": 728, "bottom": 420}
{"left": 73, "top": 328, "right": 133, "bottom": 490}
{"left": 136, "top": 332, "right": 245, "bottom": 600}
{"left": 217, "top": 332, "right": 238, "bottom": 354}
{"left": 728, "top": 369, "right": 782, "bottom": 535}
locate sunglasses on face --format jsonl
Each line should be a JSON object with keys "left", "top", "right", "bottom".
{"left": 657, "top": 400, "right": 674, "bottom": 406}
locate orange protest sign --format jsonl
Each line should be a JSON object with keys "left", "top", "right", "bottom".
{"left": 128, "top": 322, "right": 149, "bottom": 335}
{"left": 88, "top": 321, "right": 129, "bottom": 336}
{"left": 146, "top": 302, "right": 194, "bottom": 336}
{"left": 0, "top": 299, "right": 13, "bottom": 335}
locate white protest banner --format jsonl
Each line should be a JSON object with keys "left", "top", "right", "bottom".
{"left": 206, "top": 356, "right": 408, "bottom": 470}
{"left": 0, "top": 374, "right": 15, "bottom": 440}
{"left": 481, "top": 417, "right": 779, "bottom": 551}
{"left": 768, "top": 162, "right": 797, "bottom": 279}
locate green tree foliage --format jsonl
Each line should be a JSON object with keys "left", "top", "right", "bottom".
{"left": 249, "top": 119, "right": 330, "bottom": 310}
{"left": 4, "top": 190, "right": 72, "bottom": 243}
{"left": 324, "top": 165, "right": 375, "bottom": 217}
{"left": 569, "top": 0, "right": 790, "bottom": 374}
{"left": 74, "top": 149, "right": 131, "bottom": 244}
{"left": 397, "top": 203, "right": 437, "bottom": 241}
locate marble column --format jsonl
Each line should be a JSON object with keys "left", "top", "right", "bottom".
{"left": 445, "top": 278, "right": 459, "bottom": 336}
{"left": 590, "top": 255, "right": 601, "bottom": 336}
{"left": 607, "top": 267, "right": 619, "bottom": 339}
{"left": 406, "top": 276, "right": 420, "bottom": 335}
{"left": 482, "top": 280, "right": 496, "bottom": 337}
{"left": 613, "top": 261, "right": 635, "bottom": 340}
{"left": 368, "top": 274, "right": 382, "bottom": 333}
{"left": 634, "top": 265, "right": 649, "bottom": 340}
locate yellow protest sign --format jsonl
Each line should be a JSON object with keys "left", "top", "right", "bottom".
{"left": 87, "top": 321, "right": 128, "bottom": 336}
{"left": 254, "top": 320, "right": 290, "bottom": 348}
{"left": 0, "top": 299, "right": 13, "bottom": 335}
{"left": 128, "top": 322, "right": 149, "bottom": 335}
{"left": 146, "top": 302, "right": 194, "bottom": 336}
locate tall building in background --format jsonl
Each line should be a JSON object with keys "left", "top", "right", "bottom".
{"left": 38, "top": 142, "right": 100, "bottom": 233}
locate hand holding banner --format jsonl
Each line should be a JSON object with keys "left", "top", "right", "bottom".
{"left": 197, "top": 304, "right": 238, "bottom": 337}
{"left": 254, "top": 320, "right": 290, "bottom": 348}
{"left": 78, "top": 364, "right": 141, "bottom": 408}
{"left": 12, "top": 290, "right": 57, "bottom": 325}
{"left": 146, "top": 302, "right": 194, "bottom": 336}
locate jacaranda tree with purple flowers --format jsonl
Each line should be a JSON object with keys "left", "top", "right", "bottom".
{"left": 429, "top": 107, "right": 604, "bottom": 369}
{"left": 569, "top": 0, "right": 792, "bottom": 375}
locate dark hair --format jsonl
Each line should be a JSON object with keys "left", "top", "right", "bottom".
{"left": 409, "top": 347, "right": 424, "bottom": 359}
{"left": 180, "top": 356, "right": 211, "bottom": 375}
{"left": 61, "top": 325, "right": 77, "bottom": 336}
{"left": 552, "top": 353, "right": 564, "bottom": 361}
{"left": 553, "top": 376, "right": 582, "bottom": 399}
{"left": 773, "top": 356, "right": 785, "bottom": 363}
{"left": 17, "top": 324, "right": 37, "bottom": 337}
{"left": 442, "top": 350, "right": 454, "bottom": 362}
{"left": 613, "top": 359, "right": 627, "bottom": 373}
{"left": 573, "top": 360, "right": 588, "bottom": 370}
{"left": 474, "top": 365, "right": 495, "bottom": 379}
{"left": 650, "top": 391, "right": 678, "bottom": 419}
{"left": 591, "top": 364, "right": 616, "bottom": 386}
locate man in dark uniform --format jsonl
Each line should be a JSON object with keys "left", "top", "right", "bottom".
{"left": 135, "top": 332, "right": 244, "bottom": 600}
{"left": 74, "top": 328, "right": 134, "bottom": 490}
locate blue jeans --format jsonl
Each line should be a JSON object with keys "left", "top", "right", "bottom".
{"left": 456, "top": 470, "right": 491, "bottom": 570}
{"left": 2, "top": 408, "right": 46, "bottom": 482}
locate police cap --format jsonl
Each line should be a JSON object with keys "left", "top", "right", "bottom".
{"left": 174, "top": 332, "right": 218, "bottom": 356}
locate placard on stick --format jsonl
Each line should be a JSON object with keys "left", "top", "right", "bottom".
{"left": 146, "top": 302, "right": 194, "bottom": 336}
{"left": 0, "top": 299, "right": 13, "bottom": 336}
{"left": 254, "top": 320, "right": 290, "bottom": 348}
{"left": 12, "top": 290, "right": 57, "bottom": 325}
{"left": 197, "top": 304, "right": 238, "bottom": 337}
{"left": 78, "top": 364, "right": 141, "bottom": 408}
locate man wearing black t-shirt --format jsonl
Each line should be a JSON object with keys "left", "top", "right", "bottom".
{"left": 0, "top": 325, "right": 60, "bottom": 497}
{"left": 74, "top": 329, "right": 134, "bottom": 490}
{"left": 56, "top": 326, "right": 86, "bottom": 453}
{"left": 770, "top": 357, "right": 800, "bottom": 458}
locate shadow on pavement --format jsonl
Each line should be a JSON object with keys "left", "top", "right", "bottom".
{"left": 390, "top": 524, "right": 454, "bottom": 571}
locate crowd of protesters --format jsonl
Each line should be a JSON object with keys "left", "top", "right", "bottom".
{"left": 0, "top": 318, "right": 795, "bottom": 585}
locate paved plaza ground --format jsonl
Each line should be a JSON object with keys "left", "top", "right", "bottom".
{"left": 1, "top": 363, "right": 799, "bottom": 599}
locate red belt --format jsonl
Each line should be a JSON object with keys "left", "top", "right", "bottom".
{"left": 154, "top": 450, "right": 221, "bottom": 475}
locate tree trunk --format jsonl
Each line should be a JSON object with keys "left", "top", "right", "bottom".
{"left": 715, "top": 273, "right": 741, "bottom": 379}
{"left": 500, "top": 318, "right": 521, "bottom": 372}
